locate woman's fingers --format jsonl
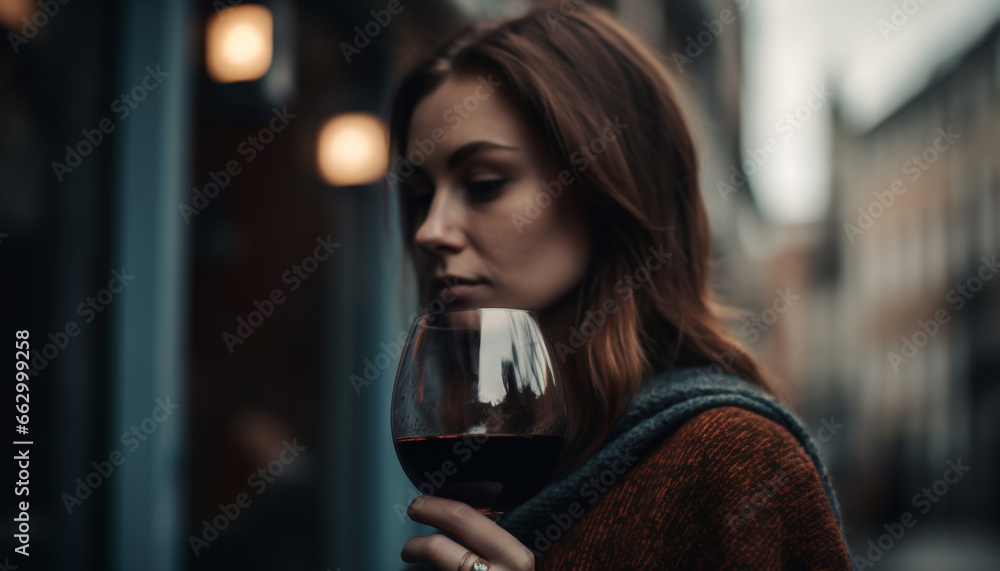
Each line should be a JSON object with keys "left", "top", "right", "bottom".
{"left": 401, "top": 532, "right": 474, "bottom": 569}
{"left": 406, "top": 495, "right": 535, "bottom": 570}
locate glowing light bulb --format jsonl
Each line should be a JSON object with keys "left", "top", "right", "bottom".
{"left": 206, "top": 5, "right": 273, "bottom": 83}
{"left": 316, "top": 113, "right": 389, "bottom": 187}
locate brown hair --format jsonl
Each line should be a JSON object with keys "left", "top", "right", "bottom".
{"left": 386, "top": 2, "right": 780, "bottom": 470}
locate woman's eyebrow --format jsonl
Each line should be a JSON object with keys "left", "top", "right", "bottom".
{"left": 407, "top": 141, "right": 520, "bottom": 179}
{"left": 444, "top": 141, "right": 520, "bottom": 170}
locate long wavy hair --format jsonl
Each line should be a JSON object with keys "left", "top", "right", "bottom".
{"left": 386, "top": 2, "right": 779, "bottom": 470}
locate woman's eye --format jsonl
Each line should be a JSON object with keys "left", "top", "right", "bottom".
{"left": 402, "top": 179, "right": 433, "bottom": 208}
{"left": 467, "top": 178, "right": 506, "bottom": 196}
{"left": 407, "top": 191, "right": 432, "bottom": 209}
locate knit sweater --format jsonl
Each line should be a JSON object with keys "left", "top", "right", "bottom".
{"left": 403, "top": 366, "right": 852, "bottom": 570}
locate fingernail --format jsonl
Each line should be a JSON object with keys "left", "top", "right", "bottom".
{"left": 408, "top": 496, "right": 424, "bottom": 515}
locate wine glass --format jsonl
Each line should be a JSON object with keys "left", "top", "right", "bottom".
{"left": 390, "top": 308, "right": 569, "bottom": 521}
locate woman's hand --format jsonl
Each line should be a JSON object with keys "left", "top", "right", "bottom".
{"left": 401, "top": 495, "right": 536, "bottom": 571}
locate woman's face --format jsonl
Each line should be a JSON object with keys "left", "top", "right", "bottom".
{"left": 404, "top": 73, "right": 592, "bottom": 316}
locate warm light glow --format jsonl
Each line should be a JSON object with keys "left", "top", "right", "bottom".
{"left": 223, "top": 24, "right": 264, "bottom": 65}
{"left": 0, "top": 0, "right": 34, "bottom": 31}
{"left": 205, "top": 5, "right": 273, "bottom": 83}
{"left": 316, "top": 114, "right": 389, "bottom": 187}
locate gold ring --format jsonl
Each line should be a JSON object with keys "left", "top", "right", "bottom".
{"left": 457, "top": 550, "right": 475, "bottom": 571}
{"left": 471, "top": 557, "right": 491, "bottom": 571}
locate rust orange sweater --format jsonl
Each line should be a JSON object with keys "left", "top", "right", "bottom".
{"left": 525, "top": 406, "right": 851, "bottom": 569}
{"left": 498, "top": 367, "right": 853, "bottom": 569}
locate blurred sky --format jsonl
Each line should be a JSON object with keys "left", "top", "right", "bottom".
{"left": 742, "top": 0, "right": 1000, "bottom": 225}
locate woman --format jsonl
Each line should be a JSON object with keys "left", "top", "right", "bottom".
{"left": 386, "top": 3, "right": 852, "bottom": 570}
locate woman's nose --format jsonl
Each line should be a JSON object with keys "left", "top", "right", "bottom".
{"left": 413, "top": 187, "right": 466, "bottom": 254}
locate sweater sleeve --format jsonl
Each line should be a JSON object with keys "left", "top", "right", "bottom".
{"left": 535, "top": 406, "right": 851, "bottom": 570}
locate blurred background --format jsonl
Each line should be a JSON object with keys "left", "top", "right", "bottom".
{"left": 0, "top": 0, "right": 998, "bottom": 569}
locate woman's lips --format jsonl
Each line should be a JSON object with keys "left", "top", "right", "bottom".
{"left": 434, "top": 278, "right": 486, "bottom": 300}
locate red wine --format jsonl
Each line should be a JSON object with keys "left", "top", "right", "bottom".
{"left": 394, "top": 434, "right": 565, "bottom": 513}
